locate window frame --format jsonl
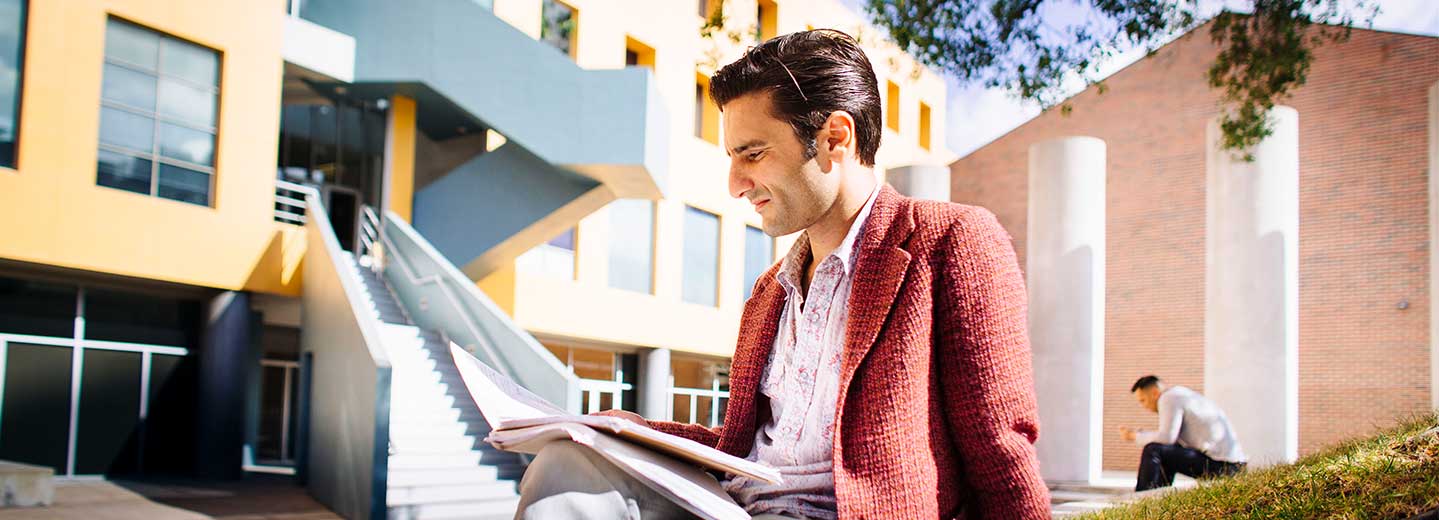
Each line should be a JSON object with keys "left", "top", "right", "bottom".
{"left": 96, "top": 17, "right": 221, "bottom": 207}
{"left": 681, "top": 205, "right": 722, "bottom": 307}
{"left": 624, "top": 35, "right": 655, "bottom": 71}
{"left": 607, "top": 199, "right": 657, "bottom": 295}
{"left": 741, "top": 224, "right": 774, "bottom": 300}
{"left": 539, "top": 0, "right": 580, "bottom": 60}
{"left": 1, "top": 0, "right": 28, "bottom": 170}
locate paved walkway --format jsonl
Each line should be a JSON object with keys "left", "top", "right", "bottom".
{"left": 0, "top": 480, "right": 207, "bottom": 520}
{"left": 0, "top": 475, "right": 341, "bottom": 520}
{"left": 116, "top": 475, "right": 341, "bottom": 520}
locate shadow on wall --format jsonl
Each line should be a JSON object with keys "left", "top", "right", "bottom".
{"left": 244, "top": 226, "right": 309, "bottom": 296}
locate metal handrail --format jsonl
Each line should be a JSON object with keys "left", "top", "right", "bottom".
{"left": 275, "top": 179, "right": 311, "bottom": 225}
{"left": 666, "top": 377, "right": 729, "bottom": 427}
{"left": 359, "top": 204, "right": 383, "bottom": 272}
{"left": 379, "top": 211, "right": 582, "bottom": 413}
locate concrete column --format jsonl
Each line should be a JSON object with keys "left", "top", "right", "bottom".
{"left": 1429, "top": 81, "right": 1439, "bottom": 411}
{"left": 1027, "top": 137, "right": 1106, "bottom": 484}
{"left": 195, "top": 291, "right": 256, "bottom": 479}
{"left": 638, "top": 347, "right": 672, "bottom": 420}
{"left": 885, "top": 164, "right": 951, "bottom": 201}
{"left": 1205, "top": 106, "right": 1299, "bottom": 466}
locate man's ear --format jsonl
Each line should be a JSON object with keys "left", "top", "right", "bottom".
{"left": 815, "top": 110, "right": 856, "bottom": 173}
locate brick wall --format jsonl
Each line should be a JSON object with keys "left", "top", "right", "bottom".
{"left": 950, "top": 23, "right": 1439, "bottom": 471}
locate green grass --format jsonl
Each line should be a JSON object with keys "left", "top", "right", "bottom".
{"left": 1081, "top": 413, "right": 1439, "bottom": 520}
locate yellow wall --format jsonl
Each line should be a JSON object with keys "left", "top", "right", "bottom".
{"left": 0, "top": 0, "right": 299, "bottom": 295}
{"left": 386, "top": 95, "right": 416, "bottom": 222}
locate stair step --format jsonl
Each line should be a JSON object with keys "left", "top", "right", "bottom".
{"left": 388, "top": 429, "right": 477, "bottom": 449}
{"left": 391, "top": 440, "right": 508, "bottom": 457}
{"left": 390, "top": 410, "right": 484, "bottom": 426}
{"left": 386, "top": 465, "right": 516, "bottom": 487}
{"left": 386, "top": 496, "right": 520, "bottom": 520}
{"left": 391, "top": 420, "right": 494, "bottom": 439}
{"left": 1050, "top": 490, "right": 1128, "bottom": 505}
{"left": 387, "top": 481, "right": 519, "bottom": 506}
{"left": 390, "top": 450, "right": 522, "bottom": 469}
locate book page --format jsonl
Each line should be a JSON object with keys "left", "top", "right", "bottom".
{"left": 448, "top": 343, "right": 569, "bottom": 425}
{"left": 491, "top": 422, "right": 749, "bottom": 520}
{"left": 448, "top": 343, "right": 781, "bottom": 485}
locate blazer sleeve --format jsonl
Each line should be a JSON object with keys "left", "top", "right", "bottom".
{"left": 934, "top": 208, "right": 1050, "bottom": 518}
{"left": 645, "top": 420, "right": 722, "bottom": 448}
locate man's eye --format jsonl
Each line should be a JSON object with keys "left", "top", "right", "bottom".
{"left": 748, "top": 152, "right": 764, "bottom": 161}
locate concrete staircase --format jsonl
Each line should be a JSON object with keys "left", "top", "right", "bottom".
{"left": 1048, "top": 481, "right": 1134, "bottom": 518}
{"left": 350, "top": 259, "right": 526, "bottom": 520}
{"left": 1048, "top": 473, "right": 1199, "bottom": 517}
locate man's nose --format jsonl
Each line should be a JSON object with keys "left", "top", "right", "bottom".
{"left": 729, "top": 164, "right": 752, "bottom": 199}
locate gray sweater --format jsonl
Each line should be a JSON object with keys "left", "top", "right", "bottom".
{"left": 1135, "top": 385, "right": 1247, "bottom": 463}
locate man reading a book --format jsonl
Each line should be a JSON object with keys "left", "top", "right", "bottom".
{"left": 515, "top": 29, "right": 1049, "bottom": 519}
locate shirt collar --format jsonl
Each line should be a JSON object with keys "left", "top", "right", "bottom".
{"left": 775, "top": 184, "right": 882, "bottom": 290}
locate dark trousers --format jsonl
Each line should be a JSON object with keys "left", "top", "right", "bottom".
{"left": 1136, "top": 442, "right": 1246, "bottom": 491}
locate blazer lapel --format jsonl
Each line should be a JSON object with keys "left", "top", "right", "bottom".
{"left": 716, "top": 264, "right": 788, "bottom": 456}
{"left": 840, "top": 186, "right": 913, "bottom": 394}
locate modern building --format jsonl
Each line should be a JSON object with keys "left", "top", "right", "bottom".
{"left": 951, "top": 19, "right": 1439, "bottom": 480}
{"left": 476, "top": 0, "right": 953, "bottom": 430}
{"left": 0, "top": 0, "right": 949, "bottom": 518}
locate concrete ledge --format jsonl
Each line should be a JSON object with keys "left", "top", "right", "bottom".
{"left": 0, "top": 461, "right": 54, "bottom": 507}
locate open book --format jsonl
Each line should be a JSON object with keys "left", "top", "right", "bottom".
{"left": 448, "top": 344, "right": 781, "bottom": 520}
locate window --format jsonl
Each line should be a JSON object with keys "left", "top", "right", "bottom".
{"left": 695, "top": 73, "right": 719, "bottom": 145}
{"left": 540, "top": 0, "right": 578, "bottom": 59}
{"left": 756, "top": 0, "right": 777, "bottom": 42}
{"left": 682, "top": 206, "right": 720, "bottom": 306}
{"left": 697, "top": 0, "right": 720, "bottom": 20}
{"left": 544, "top": 343, "right": 637, "bottom": 413}
{"left": 518, "top": 227, "right": 577, "bottom": 280}
{"left": 918, "top": 101, "right": 932, "bottom": 151}
{"left": 608, "top": 199, "right": 654, "bottom": 294}
{"left": 742, "top": 225, "right": 773, "bottom": 299}
{"left": 885, "top": 80, "right": 900, "bottom": 132}
{"left": 670, "top": 355, "right": 729, "bottom": 427}
{"left": 97, "top": 19, "right": 219, "bottom": 206}
{"left": 624, "top": 36, "right": 654, "bottom": 70}
{"left": 0, "top": 0, "right": 25, "bottom": 169}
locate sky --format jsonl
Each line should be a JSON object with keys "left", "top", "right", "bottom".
{"left": 840, "top": 0, "right": 1439, "bottom": 159}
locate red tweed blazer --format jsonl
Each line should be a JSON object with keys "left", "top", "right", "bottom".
{"left": 649, "top": 185, "right": 1049, "bottom": 519}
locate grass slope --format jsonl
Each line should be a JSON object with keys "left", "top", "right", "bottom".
{"left": 1083, "top": 413, "right": 1439, "bottom": 520}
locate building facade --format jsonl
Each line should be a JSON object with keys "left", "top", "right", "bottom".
{"left": 479, "top": 0, "right": 953, "bottom": 428}
{"left": 0, "top": 0, "right": 950, "bottom": 517}
{"left": 951, "top": 21, "right": 1439, "bottom": 473}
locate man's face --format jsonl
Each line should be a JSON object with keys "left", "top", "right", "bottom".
{"left": 722, "top": 92, "right": 838, "bottom": 237}
{"left": 1133, "top": 387, "right": 1160, "bottom": 413}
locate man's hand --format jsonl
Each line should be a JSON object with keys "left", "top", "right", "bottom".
{"left": 1118, "top": 426, "right": 1136, "bottom": 442}
{"left": 593, "top": 409, "right": 648, "bottom": 427}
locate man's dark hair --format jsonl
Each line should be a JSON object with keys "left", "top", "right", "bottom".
{"left": 1131, "top": 375, "right": 1161, "bottom": 393}
{"left": 709, "top": 29, "right": 882, "bottom": 166}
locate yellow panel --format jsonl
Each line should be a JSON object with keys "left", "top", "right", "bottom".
{"left": 886, "top": 80, "right": 901, "bottom": 131}
{"left": 478, "top": 264, "right": 518, "bottom": 316}
{"left": 625, "top": 36, "right": 655, "bottom": 70}
{"left": 697, "top": 73, "right": 720, "bottom": 146}
{"left": 0, "top": 0, "right": 296, "bottom": 295}
{"left": 386, "top": 95, "right": 416, "bottom": 222}
{"left": 919, "top": 101, "right": 932, "bottom": 151}
{"left": 757, "top": 0, "right": 778, "bottom": 42}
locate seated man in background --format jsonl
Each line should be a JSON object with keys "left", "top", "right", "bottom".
{"left": 1118, "top": 375, "right": 1248, "bottom": 491}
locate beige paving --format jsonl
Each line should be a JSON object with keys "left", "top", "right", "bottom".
{"left": 0, "top": 480, "right": 209, "bottom": 520}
